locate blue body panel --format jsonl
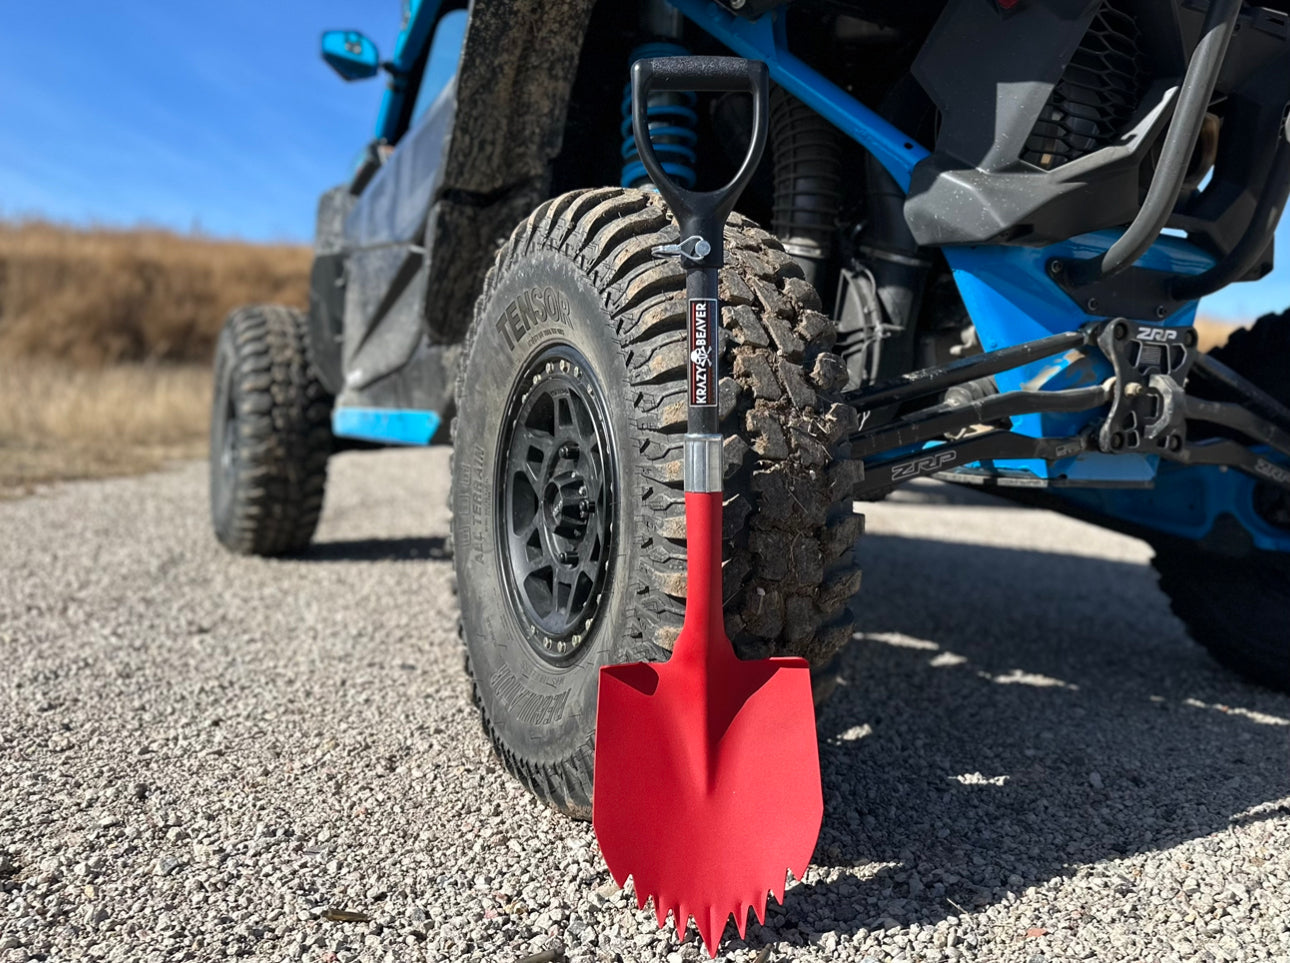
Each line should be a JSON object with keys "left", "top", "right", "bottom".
{"left": 333, "top": 408, "right": 442, "bottom": 446}
{"left": 1059, "top": 462, "right": 1290, "bottom": 551}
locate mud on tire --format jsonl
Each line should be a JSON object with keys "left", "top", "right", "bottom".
{"left": 450, "top": 188, "right": 864, "bottom": 816}
{"left": 209, "top": 304, "right": 334, "bottom": 556}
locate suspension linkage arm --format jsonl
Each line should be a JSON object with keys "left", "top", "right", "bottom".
{"left": 1181, "top": 394, "right": 1290, "bottom": 461}
{"left": 1191, "top": 352, "right": 1290, "bottom": 434}
{"left": 852, "top": 431, "right": 1091, "bottom": 499}
{"left": 1118, "top": 371, "right": 1290, "bottom": 493}
{"left": 850, "top": 382, "right": 1113, "bottom": 460}
{"left": 841, "top": 329, "right": 1088, "bottom": 412}
{"left": 1169, "top": 437, "right": 1290, "bottom": 494}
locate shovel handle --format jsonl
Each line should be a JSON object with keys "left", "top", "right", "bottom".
{"left": 630, "top": 57, "right": 770, "bottom": 271}
{"left": 631, "top": 56, "right": 769, "bottom": 489}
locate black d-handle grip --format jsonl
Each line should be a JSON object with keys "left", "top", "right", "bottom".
{"left": 631, "top": 56, "right": 769, "bottom": 266}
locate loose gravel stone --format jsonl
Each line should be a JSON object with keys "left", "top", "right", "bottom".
{"left": 0, "top": 455, "right": 1287, "bottom": 962}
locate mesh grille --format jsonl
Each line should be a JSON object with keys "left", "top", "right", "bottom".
{"left": 1023, "top": 0, "right": 1149, "bottom": 170}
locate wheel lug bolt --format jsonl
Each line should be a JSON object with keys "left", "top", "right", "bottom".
{"left": 558, "top": 551, "right": 579, "bottom": 565}
{"left": 578, "top": 499, "right": 592, "bottom": 517}
{"left": 558, "top": 444, "right": 579, "bottom": 460}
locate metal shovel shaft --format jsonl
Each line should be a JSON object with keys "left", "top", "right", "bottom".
{"left": 678, "top": 260, "right": 728, "bottom": 679}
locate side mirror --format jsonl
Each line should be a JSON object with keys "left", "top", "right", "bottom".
{"left": 321, "top": 30, "right": 380, "bottom": 82}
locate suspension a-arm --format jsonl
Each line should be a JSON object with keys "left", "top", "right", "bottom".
{"left": 844, "top": 319, "right": 1290, "bottom": 499}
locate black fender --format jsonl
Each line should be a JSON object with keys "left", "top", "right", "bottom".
{"left": 306, "top": 184, "right": 354, "bottom": 395}
{"left": 421, "top": 0, "right": 598, "bottom": 346}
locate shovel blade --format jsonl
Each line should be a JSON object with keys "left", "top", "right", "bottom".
{"left": 593, "top": 646, "right": 823, "bottom": 955}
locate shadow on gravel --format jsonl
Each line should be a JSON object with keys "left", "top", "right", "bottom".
{"left": 758, "top": 533, "right": 1290, "bottom": 943}
{"left": 882, "top": 479, "right": 1028, "bottom": 509}
{"left": 300, "top": 536, "right": 450, "bottom": 563}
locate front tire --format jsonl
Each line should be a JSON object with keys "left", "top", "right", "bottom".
{"left": 450, "top": 189, "right": 864, "bottom": 816}
{"left": 209, "top": 304, "right": 334, "bottom": 556}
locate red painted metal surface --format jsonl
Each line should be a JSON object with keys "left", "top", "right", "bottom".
{"left": 594, "top": 491, "right": 823, "bottom": 955}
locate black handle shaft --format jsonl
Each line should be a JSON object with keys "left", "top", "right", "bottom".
{"left": 631, "top": 56, "right": 769, "bottom": 441}
{"left": 685, "top": 268, "right": 721, "bottom": 436}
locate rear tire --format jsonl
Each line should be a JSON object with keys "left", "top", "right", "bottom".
{"left": 1153, "top": 545, "right": 1290, "bottom": 691}
{"left": 209, "top": 304, "right": 334, "bottom": 556}
{"left": 450, "top": 188, "right": 864, "bottom": 816}
{"left": 1151, "top": 314, "right": 1290, "bottom": 691}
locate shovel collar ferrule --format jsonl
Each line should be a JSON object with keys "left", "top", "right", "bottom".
{"left": 684, "top": 433, "right": 723, "bottom": 493}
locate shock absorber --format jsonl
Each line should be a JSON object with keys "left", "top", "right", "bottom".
{"left": 620, "top": 41, "right": 698, "bottom": 190}
{"left": 770, "top": 87, "right": 841, "bottom": 291}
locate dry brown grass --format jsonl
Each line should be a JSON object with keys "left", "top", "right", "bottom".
{"left": 0, "top": 222, "right": 305, "bottom": 491}
{"left": 0, "top": 221, "right": 309, "bottom": 367}
{"left": 1194, "top": 316, "right": 1246, "bottom": 354}
{"left": 0, "top": 362, "right": 212, "bottom": 494}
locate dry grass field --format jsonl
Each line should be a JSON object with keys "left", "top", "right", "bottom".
{"left": 1195, "top": 315, "right": 1241, "bottom": 353}
{"left": 0, "top": 363, "right": 211, "bottom": 493}
{"left": 0, "top": 220, "right": 309, "bottom": 366}
{"left": 0, "top": 220, "right": 1251, "bottom": 493}
{"left": 0, "top": 222, "right": 308, "bottom": 493}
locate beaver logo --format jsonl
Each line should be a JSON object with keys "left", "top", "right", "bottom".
{"left": 689, "top": 298, "right": 717, "bottom": 407}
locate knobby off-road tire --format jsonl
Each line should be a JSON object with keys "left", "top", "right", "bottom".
{"left": 1152, "top": 314, "right": 1290, "bottom": 692}
{"left": 450, "top": 188, "right": 864, "bottom": 816}
{"left": 210, "top": 304, "right": 334, "bottom": 556}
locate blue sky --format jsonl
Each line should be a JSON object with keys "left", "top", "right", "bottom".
{"left": 0, "top": 2, "right": 409, "bottom": 241}
{"left": 2, "top": 2, "right": 1286, "bottom": 320}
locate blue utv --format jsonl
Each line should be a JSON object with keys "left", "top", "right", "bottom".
{"left": 209, "top": 0, "right": 1290, "bottom": 816}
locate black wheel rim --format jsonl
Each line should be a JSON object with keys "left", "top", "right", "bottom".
{"left": 496, "top": 345, "right": 617, "bottom": 662}
{"left": 219, "top": 390, "right": 238, "bottom": 486}
{"left": 211, "top": 352, "right": 239, "bottom": 516}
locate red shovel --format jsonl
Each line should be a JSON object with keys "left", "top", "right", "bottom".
{"left": 593, "top": 56, "right": 823, "bottom": 956}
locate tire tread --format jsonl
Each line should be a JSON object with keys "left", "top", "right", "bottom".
{"left": 1151, "top": 310, "right": 1290, "bottom": 691}
{"left": 211, "top": 304, "right": 332, "bottom": 556}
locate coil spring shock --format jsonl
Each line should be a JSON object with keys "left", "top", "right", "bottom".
{"left": 770, "top": 86, "right": 840, "bottom": 291}
{"left": 620, "top": 42, "right": 698, "bottom": 189}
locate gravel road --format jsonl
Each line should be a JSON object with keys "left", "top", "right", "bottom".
{"left": 2, "top": 449, "right": 1289, "bottom": 963}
